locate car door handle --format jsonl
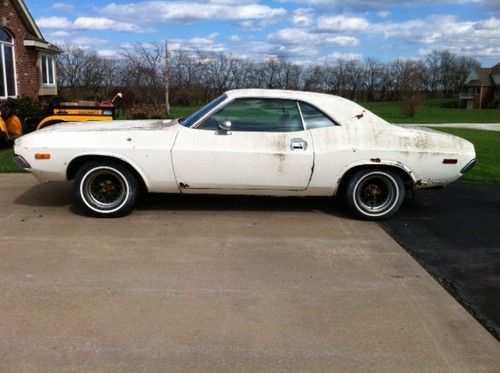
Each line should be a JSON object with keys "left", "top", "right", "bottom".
{"left": 290, "top": 138, "right": 308, "bottom": 151}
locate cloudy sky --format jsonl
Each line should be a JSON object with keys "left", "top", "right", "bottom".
{"left": 26, "top": 0, "right": 500, "bottom": 64}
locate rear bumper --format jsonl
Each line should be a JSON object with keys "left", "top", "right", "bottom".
{"left": 460, "top": 159, "right": 476, "bottom": 174}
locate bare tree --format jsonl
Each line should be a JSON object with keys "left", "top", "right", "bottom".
{"left": 56, "top": 44, "right": 481, "bottom": 109}
{"left": 119, "top": 42, "right": 166, "bottom": 110}
{"left": 399, "top": 60, "right": 426, "bottom": 118}
{"left": 57, "top": 47, "right": 116, "bottom": 100}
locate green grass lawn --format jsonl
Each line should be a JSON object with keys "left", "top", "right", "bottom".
{"left": 361, "top": 99, "right": 500, "bottom": 124}
{"left": 430, "top": 128, "right": 500, "bottom": 183}
{"left": 167, "top": 106, "right": 202, "bottom": 119}
{"left": 0, "top": 148, "right": 23, "bottom": 173}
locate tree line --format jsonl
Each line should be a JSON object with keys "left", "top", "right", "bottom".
{"left": 56, "top": 43, "right": 479, "bottom": 114}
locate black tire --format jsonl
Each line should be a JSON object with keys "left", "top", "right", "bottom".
{"left": 73, "top": 160, "right": 139, "bottom": 217}
{"left": 345, "top": 168, "right": 404, "bottom": 220}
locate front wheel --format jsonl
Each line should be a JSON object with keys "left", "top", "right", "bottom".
{"left": 345, "top": 169, "right": 405, "bottom": 220}
{"left": 73, "top": 161, "right": 139, "bottom": 217}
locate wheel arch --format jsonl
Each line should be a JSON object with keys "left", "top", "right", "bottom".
{"left": 66, "top": 154, "right": 149, "bottom": 192}
{"left": 336, "top": 162, "right": 415, "bottom": 196}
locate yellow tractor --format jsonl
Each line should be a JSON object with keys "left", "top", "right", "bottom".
{"left": 0, "top": 94, "right": 122, "bottom": 144}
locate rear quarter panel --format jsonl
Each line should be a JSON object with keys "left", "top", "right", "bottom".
{"left": 308, "top": 120, "right": 475, "bottom": 193}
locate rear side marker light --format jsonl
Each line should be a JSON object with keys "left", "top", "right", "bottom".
{"left": 442, "top": 159, "right": 457, "bottom": 164}
{"left": 35, "top": 153, "right": 51, "bottom": 160}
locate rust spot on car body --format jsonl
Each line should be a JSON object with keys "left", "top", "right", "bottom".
{"left": 273, "top": 133, "right": 288, "bottom": 153}
{"left": 179, "top": 182, "right": 190, "bottom": 189}
{"left": 354, "top": 111, "right": 365, "bottom": 120}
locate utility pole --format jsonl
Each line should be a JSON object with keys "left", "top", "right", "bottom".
{"left": 165, "top": 39, "right": 170, "bottom": 115}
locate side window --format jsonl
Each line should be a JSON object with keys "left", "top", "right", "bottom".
{"left": 198, "top": 98, "right": 303, "bottom": 132}
{"left": 299, "top": 102, "right": 337, "bottom": 129}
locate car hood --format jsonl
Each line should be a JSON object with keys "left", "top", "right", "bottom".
{"left": 14, "top": 119, "right": 181, "bottom": 152}
{"left": 37, "top": 119, "right": 179, "bottom": 133}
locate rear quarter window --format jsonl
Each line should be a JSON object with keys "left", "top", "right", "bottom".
{"left": 299, "top": 102, "right": 338, "bottom": 129}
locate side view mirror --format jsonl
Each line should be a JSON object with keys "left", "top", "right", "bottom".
{"left": 218, "top": 121, "right": 232, "bottom": 134}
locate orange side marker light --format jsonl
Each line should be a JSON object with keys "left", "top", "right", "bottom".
{"left": 35, "top": 153, "right": 51, "bottom": 160}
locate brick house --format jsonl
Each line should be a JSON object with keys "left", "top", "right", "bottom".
{"left": 459, "top": 63, "right": 500, "bottom": 109}
{"left": 0, "top": 0, "right": 61, "bottom": 102}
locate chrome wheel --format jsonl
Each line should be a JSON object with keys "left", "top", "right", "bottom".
{"left": 83, "top": 168, "right": 128, "bottom": 211}
{"left": 346, "top": 169, "right": 405, "bottom": 220}
{"left": 74, "top": 161, "right": 139, "bottom": 217}
{"left": 355, "top": 174, "right": 398, "bottom": 214}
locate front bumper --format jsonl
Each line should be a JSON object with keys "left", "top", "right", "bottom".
{"left": 12, "top": 155, "right": 31, "bottom": 169}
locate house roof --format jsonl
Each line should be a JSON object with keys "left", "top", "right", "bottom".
{"left": 491, "top": 63, "right": 500, "bottom": 85}
{"left": 10, "top": 0, "right": 62, "bottom": 54}
{"left": 464, "top": 65, "right": 499, "bottom": 87}
{"left": 491, "top": 63, "right": 500, "bottom": 76}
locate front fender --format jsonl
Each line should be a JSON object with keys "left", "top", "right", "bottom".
{"left": 66, "top": 152, "right": 152, "bottom": 191}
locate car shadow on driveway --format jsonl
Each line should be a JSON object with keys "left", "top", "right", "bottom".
{"left": 14, "top": 180, "right": 349, "bottom": 218}
{"left": 14, "top": 181, "right": 73, "bottom": 207}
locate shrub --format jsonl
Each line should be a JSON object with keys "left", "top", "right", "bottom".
{"left": 13, "top": 96, "right": 44, "bottom": 120}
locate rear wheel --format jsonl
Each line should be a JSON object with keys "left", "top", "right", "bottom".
{"left": 345, "top": 169, "right": 404, "bottom": 220}
{"left": 73, "top": 161, "right": 139, "bottom": 217}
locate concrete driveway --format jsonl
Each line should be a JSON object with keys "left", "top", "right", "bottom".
{"left": 1, "top": 174, "right": 499, "bottom": 371}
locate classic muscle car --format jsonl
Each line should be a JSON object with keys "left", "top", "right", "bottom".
{"left": 13, "top": 89, "right": 476, "bottom": 220}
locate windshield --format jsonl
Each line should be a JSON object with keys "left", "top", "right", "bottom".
{"left": 180, "top": 94, "right": 228, "bottom": 127}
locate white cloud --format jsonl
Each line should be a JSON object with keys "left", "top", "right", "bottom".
{"left": 280, "top": 0, "right": 476, "bottom": 7}
{"left": 74, "top": 17, "right": 141, "bottom": 32}
{"left": 268, "top": 28, "right": 359, "bottom": 47}
{"left": 72, "top": 36, "right": 109, "bottom": 47}
{"left": 237, "top": 40, "right": 318, "bottom": 59}
{"left": 324, "top": 35, "right": 360, "bottom": 46}
{"left": 102, "top": 1, "right": 287, "bottom": 24}
{"left": 48, "top": 30, "right": 72, "bottom": 38}
{"left": 377, "top": 11, "right": 391, "bottom": 18}
{"left": 374, "top": 15, "right": 500, "bottom": 57}
{"left": 208, "top": 32, "right": 220, "bottom": 40}
{"left": 37, "top": 16, "right": 145, "bottom": 33}
{"left": 320, "top": 52, "right": 362, "bottom": 61}
{"left": 292, "top": 8, "right": 315, "bottom": 27}
{"left": 37, "top": 16, "right": 73, "bottom": 29}
{"left": 164, "top": 34, "right": 227, "bottom": 53}
{"left": 317, "top": 15, "right": 370, "bottom": 32}
{"left": 476, "top": 0, "right": 500, "bottom": 10}
{"left": 51, "top": 2, "right": 74, "bottom": 11}
{"left": 97, "top": 49, "right": 119, "bottom": 58}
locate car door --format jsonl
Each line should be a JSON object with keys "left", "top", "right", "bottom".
{"left": 171, "top": 98, "right": 314, "bottom": 191}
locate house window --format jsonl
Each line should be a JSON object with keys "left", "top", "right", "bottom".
{"left": 41, "top": 54, "right": 55, "bottom": 86}
{"left": 0, "top": 28, "right": 17, "bottom": 98}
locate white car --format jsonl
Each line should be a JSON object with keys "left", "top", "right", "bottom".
{"left": 13, "top": 89, "right": 476, "bottom": 220}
